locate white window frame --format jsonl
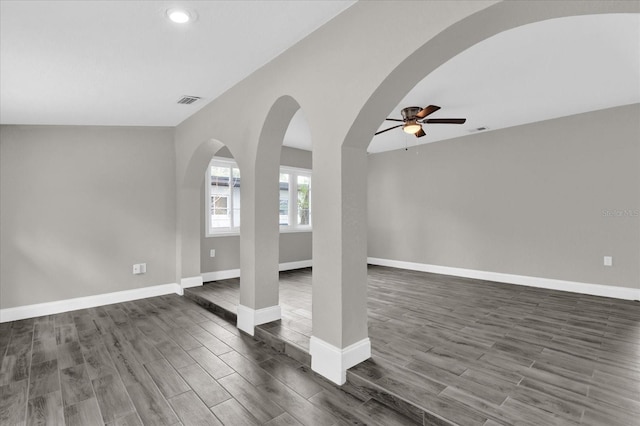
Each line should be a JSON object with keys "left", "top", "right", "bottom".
{"left": 206, "top": 157, "right": 241, "bottom": 237}
{"left": 280, "top": 166, "right": 312, "bottom": 233}
{"left": 205, "top": 162, "right": 312, "bottom": 237}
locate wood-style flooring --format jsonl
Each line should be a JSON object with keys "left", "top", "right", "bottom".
{"left": 0, "top": 288, "right": 415, "bottom": 425}
{"left": 187, "top": 266, "right": 640, "bottom": 426}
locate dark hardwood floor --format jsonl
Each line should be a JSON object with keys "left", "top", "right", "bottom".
{"left": 2, "top": 266, "right": 639, "bottom": 425}
{"left": 187, "top": 266, "right": 640, "bottom": 426}
{"left": 0, "top": 285, "right": 415, "bottom": 425}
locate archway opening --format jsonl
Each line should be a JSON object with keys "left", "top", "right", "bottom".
{"left": 178, "top": 138, "right": 242, "bottom": 305}
{"left": 276, "top": 107, "right": 314, "bottom": 349}
{"left": 237, "top": 94, "right": 315, "bottom": 341}
{"left": 201, "top": 145, "right": 242, "bottom": 285}
{"left": 338, "top": 3, "right": 639, "bottom": 420}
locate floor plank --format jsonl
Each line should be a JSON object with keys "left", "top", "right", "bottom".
{"left": 168, "top": 390, "right": 223, "bottom": 425}
{"left": 176, "top": 363, "right": 231, "bottom": 408}
{"left": 143, "top": 358, "right": 190, "bottom": 399}
{"left": 210, "top": 398, "right": 260, "bottom": 425}
{"left": 187, "top": 346, "right": 234, "bottom": 379}
{"left": 59, "top": 365, "right": 93, "bottom": 408}
{"left": 218, "top": 372, "right": 284, "bottom": 423}
{"left": 28, "top": 360, "right": 60, "bottom": 400}
{"left": 123, "top": 382, "right": 178, "bottom": 426}
{"left": 92, "top": 373, "right": 135, "bottom": 423}
{"left": 63, "top": 397, "right": 103, "bottom": 426}
{"left": 0, "top": 379, "right": 28, "bottom": 425}
{"left": 27, "top": 391, "right": 64, "bottom": 426}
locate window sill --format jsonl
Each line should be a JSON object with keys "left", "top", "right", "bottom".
{"left": 279, "top": 227, "right": 312, "bottom": 234}
{"left": 205, "top": 228, "right": 312, "bottom": 238}
{"left": 206, "top": 230, "right": 240, "bottom": 238}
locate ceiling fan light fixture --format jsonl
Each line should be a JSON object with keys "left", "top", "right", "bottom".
{"left": 403, "top": 121, "right": 421, "bottom": 134}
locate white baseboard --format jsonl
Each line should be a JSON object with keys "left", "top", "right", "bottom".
{"left": 202, "top": 260, "right": 312, "bottom": 283}
{"left": 310, "top": 336, "right": 371, "bottom": 385}
{"left": 180, "top": 276, "right": 203, "bottom": 291}
{"left": 236, "top": 304, "right": 282, "bottom": 336}
{"left": 279, "top": 260, "right": 312, "bottom": 271}
{"left": 367, "top": 257, "right": 640, "bottom": 301}
{"left": 0, "top": 283, "right": 181, "bottom": 323}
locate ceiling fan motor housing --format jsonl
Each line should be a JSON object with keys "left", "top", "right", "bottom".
{"left": 401, "top": 106, "right": 423, "bottom": 121}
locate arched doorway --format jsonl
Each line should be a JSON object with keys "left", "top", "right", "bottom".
{"left": 178, "top": 138, "right": 235, "bottom": 292}
{"left": 236, "top": 95, "right": 312, "bottom": 335}
{"left": 310, "top": 0, "right": 637, "bottom": 385}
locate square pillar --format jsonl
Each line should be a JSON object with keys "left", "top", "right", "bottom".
{"left": 310, "top": 144, "right": 370, "bottom": 384}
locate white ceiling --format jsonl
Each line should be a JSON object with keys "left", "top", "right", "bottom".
{"left": 285, "top": 13, "right": 640, "bottom": 153}
{"left": 2, "top": 4, "right": 638, "bottom": 154}
{"left": 0, "top": 0, "right": 355, "bottom": 126}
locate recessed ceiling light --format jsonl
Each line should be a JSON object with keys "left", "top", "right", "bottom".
{"left": 167, "top": 8, "right": 191, "bottom": 24}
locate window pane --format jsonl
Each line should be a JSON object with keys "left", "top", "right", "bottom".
{"left": 279, "top": 173, "right": 290, "bottom": 225}
{"left": 207, "top": 159, "right": 242, "bottom": 233}
{"left": 210, "top": 165, "right": 231, "bottom": 228}
{"left": 232, "top": 168, "right": 241, "bottom": 227}
{"left": 213, "top": 196, "right": 228, "bottom": 214}
{"left": 297, "top": 175, "right": 311, "bottom": 226}
{"left": 211, "top": 166, "right": 229, "bottom": 181}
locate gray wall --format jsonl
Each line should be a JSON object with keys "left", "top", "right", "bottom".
{"left": 200, "top": 146, "right": 312, "bottom": 273}
{"left": 368, "top": 104, "right": 640, "bottom": 289}
{"left": 0, "top": 125, "right": 177, "bottom": 309}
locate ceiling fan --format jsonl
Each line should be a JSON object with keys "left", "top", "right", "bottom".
{"left": 375, "top": 105, "right": 466, "bottom": 138}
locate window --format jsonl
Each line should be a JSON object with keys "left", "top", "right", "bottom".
{"left": 207, "top": 157, "right": 240, "bottom": 235}
{"left": 280, "top": 166, "right": 312, "bottom": 231}
{"left": 279, "top": 173, "right": 290, "bottom": 226}
{"left": 205, "top": 160, "right": 311, "bottom": 236}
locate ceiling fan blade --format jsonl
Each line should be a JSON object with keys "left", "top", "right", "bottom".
{"left": 416, "top": 105, "right": 441, "bottom": 119}
{"left": 374, "top": 124, "right": 403, "bottom": 135}
{"left": 425, "top": 118, "right": 466, "bottom": 124}
{"left": 414, "top": 128, "right": 426, "bottom": 138}
{"left": 384, "top": 118, "right": 404, "bottom": 122}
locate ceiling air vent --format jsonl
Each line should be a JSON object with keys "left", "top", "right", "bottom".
{"left": 177, "top": 95, "right": 201, "bottom": 105}
{"left": 468, "top": 126, "right": 489, "bottom": 133}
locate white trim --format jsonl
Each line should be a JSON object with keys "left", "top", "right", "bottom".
{"left": 254, "top": 305, "right": 282, "bottom": 324}
{"left": 0, "top": 283, "right": 181, "bottom": 323}
{"left": 206, "top": 228, "right": 312, "bottom": 236}
{"left": 202, "top": 260, "right": 312, "bottom": 282}
{"left": 278, "top": 227, "right": 312, "bottom": 234}
{"left": 205, "top": 230, "right": 240, "bottom": 238}
{"left": 279, "top": 260, "right": 312, "bottom": 271}
{"left": 367, "top": 257, "right": 640, "bottom": 301}
{"left": 280, "top": 165, "right": 312, "bottom": 175}
{"left": 310, "top": 336, "right": 371, "bottom": 385}
{"left": 236, "top": 304, "right": 282, "bottom": 336}
{"left": 202, "top": 269, "right": 241, "bottom": 282}
{"left": 181, "top": 276, "right": 203, "bottom": 291}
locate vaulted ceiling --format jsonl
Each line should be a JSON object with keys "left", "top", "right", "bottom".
{"left": 285, "top": 13, "right": 640, "bottom": 153}
{"left": 2, "top": 2, "right": 638, "bottom": 154}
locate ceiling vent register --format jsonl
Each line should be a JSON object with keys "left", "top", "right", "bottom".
{"left": 177, "top": 96, "right": 201, "bottom": 105}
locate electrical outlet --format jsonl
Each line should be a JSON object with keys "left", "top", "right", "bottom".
{"left": 604, "top": 256, "right": 613, "bottom": 267}
{"left": 210, "top": 249, "right": 216, "bottom": 257}
{"left": 133, "top": 263, "right": 147, "bottom": 275}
